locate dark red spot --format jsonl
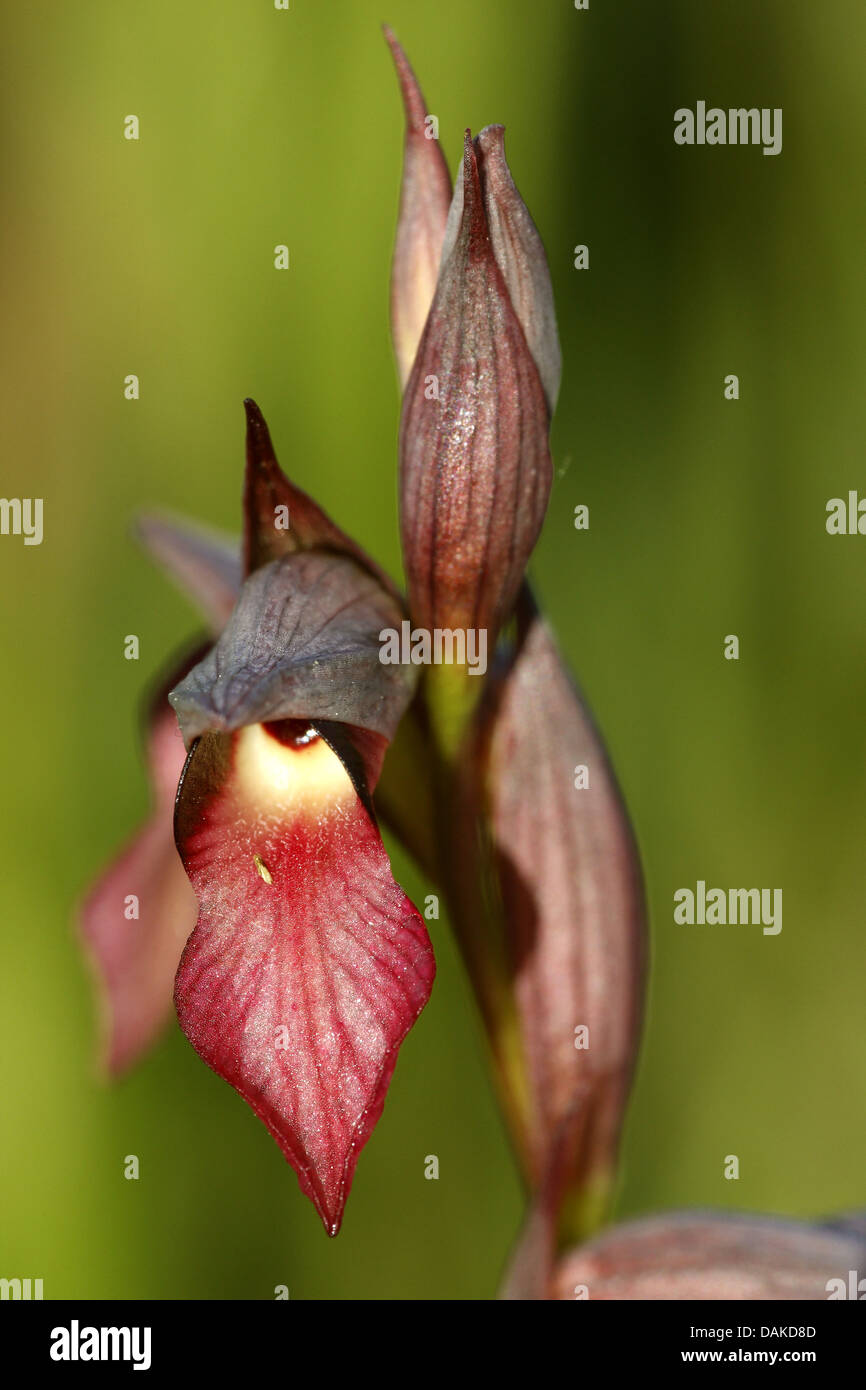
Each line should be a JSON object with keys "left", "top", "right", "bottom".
{"left": 263, "top": 719, "right": 320, "bottom": 750}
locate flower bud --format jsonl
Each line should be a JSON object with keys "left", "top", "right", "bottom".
{"left": 449, "top": 591, "right": 645, "bottom": 1252}
{"left": 400, "top": 133, "right": 552, "bottom": 648}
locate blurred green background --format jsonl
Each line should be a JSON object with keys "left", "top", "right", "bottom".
{"left": 1, "top": 0, "right": 864, "bottom": 1299}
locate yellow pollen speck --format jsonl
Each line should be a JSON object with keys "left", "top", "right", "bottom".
{"left": 253, "top": 853, "right": 273, "bottom": 885}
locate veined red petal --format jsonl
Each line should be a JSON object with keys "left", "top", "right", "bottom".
{"left": 80, "top": 695, "right": 197, "bottom": 1076}
{"left": 174, "top": 722, "right": 435, "bottom": 1235}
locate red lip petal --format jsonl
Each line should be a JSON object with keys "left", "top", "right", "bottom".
{"left": 174, "top": 726, "right": 435, "bottom": 1234}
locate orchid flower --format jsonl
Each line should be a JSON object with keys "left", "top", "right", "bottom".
{"left": 79, "top": 27, "right": 863, "bottom": 1293}
{"left": 84, "top": 402, "right": 436, "bottom": 1237}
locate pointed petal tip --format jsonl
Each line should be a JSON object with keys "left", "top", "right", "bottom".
{"left": 461, "top": 129, "right": 473, "bottom": 181}
{"left": 386, "top": 27, "right": 452, "bottom": 387}
{"left": 475, "top": 124, "right": 509, "bottom": 177}
{"left": 241, "top": 402, "right": 403, "bottom": 594}
{"left": 242, "top": 400, "right": 291, "bottom": 574}
{"left": 459, "top": 132, "right": 489, "bottom": 252}
{"left": 471, "top": 126, "right": 562, "bottom": 412}
{"left": 315, "top": 1180, "right": 346, "bottom": 1236}
{"left": 383, "top": 24, "right": 426, "bottom": 133}
{"left": 243, "top": 398, "right": 274, "bottom": 459}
